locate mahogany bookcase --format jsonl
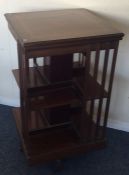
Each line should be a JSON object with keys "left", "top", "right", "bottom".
{"left": 5, "top": 9, "right": 124, "bottom": 164}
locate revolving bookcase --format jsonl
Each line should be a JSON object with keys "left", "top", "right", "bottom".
{"left": 5, "top": 9, "right": 124, "bottom": 164}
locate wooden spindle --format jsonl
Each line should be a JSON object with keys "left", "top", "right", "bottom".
{"left": 95, "top": 43, "right": 110, "bottom": 138}
{"left": 102, "top": 42, "right": 119, "bottom": 137}
{"left": 80, "top": 46, "right": 91, "bottom": 141}
{"left": 89, "top": 44, "right": 100, "bottom": 140}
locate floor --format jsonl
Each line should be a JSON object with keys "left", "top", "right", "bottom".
{"left": 0, "top": 104, "right": 129, "bottom": 175}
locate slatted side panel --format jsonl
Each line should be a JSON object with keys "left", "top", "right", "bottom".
{"left": 76, "top": 41, "right": 119, "bottom": 142}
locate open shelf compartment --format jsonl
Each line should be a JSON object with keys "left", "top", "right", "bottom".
{"left": 13, "top": 107, "right": 106, "bottom": 164}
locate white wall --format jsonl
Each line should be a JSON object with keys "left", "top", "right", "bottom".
{"left": 1, "top": 0, "right": 129, "bottom": 131}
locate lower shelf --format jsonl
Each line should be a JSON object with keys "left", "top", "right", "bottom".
{"left": 13, "top": 107, "right": 106, "bottom": 165}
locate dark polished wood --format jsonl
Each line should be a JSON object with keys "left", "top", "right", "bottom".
{"left": 5, "top": 9, "right": 123, "bottom": 45}
{"left": 5, "top": 9, "right": 124, "bottom": 164}
{"left": 13, "top": 107, "right": 106, "bottom": 165}
{"left": 44, "top": 54, "right": 73, "bottom": 82}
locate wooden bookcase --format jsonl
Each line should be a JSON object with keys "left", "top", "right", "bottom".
{"left": 5, "top": 9, "right": 124, "bottom": 164}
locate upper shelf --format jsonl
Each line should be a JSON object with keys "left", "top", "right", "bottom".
{"left": 5, "top": 9, "right": 124, "bottom": 47}
{"left": 74, "top": 75, "right": 108, "bottom": 100}
{"left": 12, "top": 65, "right": 108, "bottom": 101}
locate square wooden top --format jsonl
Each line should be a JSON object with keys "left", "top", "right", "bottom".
{"left": 5, "top": 9, "right": 124, "bottom": 46}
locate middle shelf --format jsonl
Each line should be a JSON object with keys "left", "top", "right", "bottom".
{"left": 12, "top": 65, "right": 108, "bottom": 106}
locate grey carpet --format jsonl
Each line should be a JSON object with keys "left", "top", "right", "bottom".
{"left": 0, "top": 104, "right": 129, "bottom": 175}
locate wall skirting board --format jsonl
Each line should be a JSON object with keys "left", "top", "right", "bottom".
{"left": 107, "top": 119, "right": 129, "bottom": 132}
{"left": 0, "top": 96, "right": 20, "bottom": 107}
{"left": 0, "top": 96, "right": 129, "bottom": 132}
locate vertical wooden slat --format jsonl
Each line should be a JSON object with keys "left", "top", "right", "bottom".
{"left": 82, "top": 53, "right": 86, "bottom": 67}
{"left": 17, "top": 43, "right": 24, "bottom": 133}
{"left": 90, "top": 44, "right": 100, "bottom": 114}
{"left": 78, "top": 53, "right": 82, "bottom": 66}
{"left": 33, "top": 57, "right": 37, "bottom": 66}
{"left": 89, "top": 43, "right": 100, "bottom": 140}
{"left": 24, "top": 53, "right": 30, "bottom": 140}
{"left": 17, "top": 43, "right": 29, "bottom": 142}
{"left": 95, "top": 43, "right": 110, "bottom": 138}
{"left": 80, "top": 45, "right": 91, "bottom": 141}
{"left": 32, "top": 57, "right": 39, "bottom": 128}
{"left": 33, "top": 57, "right": 39, "bottom": 87}
{"left": 102, "top": 41, "right": 119, "bottom": 137}
{"left": 94, "top": 44, "right": 100, "bottom": 80}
